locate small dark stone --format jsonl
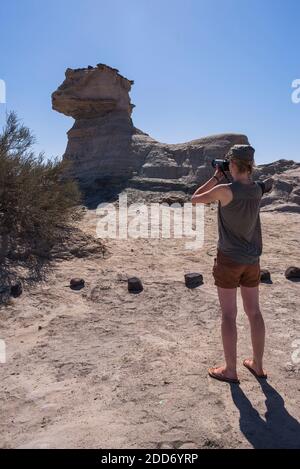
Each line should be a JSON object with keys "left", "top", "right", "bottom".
{"left": 285, "top": 266, "right": 300, "bottom": 279}
{"left": 260, "top": 270, "right": 271, "bottom": 282}
{"left": 184, "top": 273, "right": 203, "bottom": 288}
{"left": 38, "top": 326, "right": 42, "bottom": 331}
{"left": 70, "top": 278, "right": 85, "bottom": 290}
{"left": 10, "top": 281, "right": 22, "bottom": 298}
{"left": 128, "top": 277, "right": 143, "bottom": 293}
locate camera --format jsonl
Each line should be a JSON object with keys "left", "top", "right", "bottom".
{"left": 211, "top": 158, "right": 230, "bottom": 172}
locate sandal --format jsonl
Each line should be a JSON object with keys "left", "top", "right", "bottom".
{"left": 208, "top": 367, "right": 240, "bottom": 384}
{"left": 243, "top": 359, "right": 267, "bottom": 379}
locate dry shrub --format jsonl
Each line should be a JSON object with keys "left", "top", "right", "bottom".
{"left": 0, "top": 111, "right": 81, "bottom": 260}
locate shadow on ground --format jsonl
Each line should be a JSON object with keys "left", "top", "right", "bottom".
{"left": 230, "top": 379, "right": 300, "bottom": 448}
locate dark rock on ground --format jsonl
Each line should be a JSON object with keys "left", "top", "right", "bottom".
{"left": 70, "top": 278, "right": 85, "bottom": 290}
{"left": 260, "top": 270, "right": 271, "bottom": 283}
{"left": 128, "top": 276, "right": 143, "bottom": 293}
{"left": 184, "top": 273, "right": 203, "bottom": 288}
{"left": 10, "top": 281, "right": 23, "bottom": 298}
{"left": 285, "top": 266, "right": 300, "bottom": 279}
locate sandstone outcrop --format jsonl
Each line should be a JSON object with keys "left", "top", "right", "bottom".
{"left": 255, "top": 164, "right": 300, "bottom": 212}
{"left": 52, "top": 64, "right": 300, "bottom": 212}
{"left": 52, "top": 64, "right": 248, "bottom": 192}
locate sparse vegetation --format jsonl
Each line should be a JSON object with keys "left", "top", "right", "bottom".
{"left": 0, "top": 111, "right": 81, "bottom": 261}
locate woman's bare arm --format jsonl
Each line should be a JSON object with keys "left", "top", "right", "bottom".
{"left": 191, "top": 184, "right": 231, "bottom": 205}
{"left": 192, "top": 165, "right": 225, "bottom": 197}
{"left": 191, "top": 165, "right": 231, "bottom": 205}
{"left": 192, "top": 175, "right": 219, "bottom": 197}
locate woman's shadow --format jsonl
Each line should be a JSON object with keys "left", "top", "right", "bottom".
{"left": 230, "top": 379, "right": 300, "bottom": 448}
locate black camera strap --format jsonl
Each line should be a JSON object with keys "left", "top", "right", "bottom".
{"left": 257, "top": 181, "right": 266, "bottom": 195}
{"left": 221, "top": 168, "right": 231, "bottom": 183}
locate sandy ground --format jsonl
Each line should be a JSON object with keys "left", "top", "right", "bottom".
{"left": 0, "top": 201, "right": 300, "bottom": 449}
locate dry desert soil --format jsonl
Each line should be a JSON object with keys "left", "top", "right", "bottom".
{"left": 1, "top": 200, "right": 300, "bottom": 449}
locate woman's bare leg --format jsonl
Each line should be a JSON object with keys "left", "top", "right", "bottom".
{"left": 212, "top": 287, "right": 238, "bottom": 380}
{"left": 240, "top": 285, "right": 266, "bottom": 375}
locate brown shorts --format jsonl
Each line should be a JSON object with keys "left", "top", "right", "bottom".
{"left": 212, "top": 249, "right": 260, "bottom": 288}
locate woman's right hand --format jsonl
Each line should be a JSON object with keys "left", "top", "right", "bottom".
{"left": 214, "top": 165, "right": 224, "bottom": 182}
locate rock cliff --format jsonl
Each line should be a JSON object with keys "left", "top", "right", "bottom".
{"left": 52, "top": 64, "right": 300, "bottom": 212}
{"left": 52, "top": 64, "right": 248, "bottom": 192}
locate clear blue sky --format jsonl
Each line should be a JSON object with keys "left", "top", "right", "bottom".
{"left": 0, "top": 0, "right": 299, "bottom": 164}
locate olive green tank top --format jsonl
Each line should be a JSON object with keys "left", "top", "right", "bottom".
{"left": 217, "top": 180, "right": 263, "bottom": 264}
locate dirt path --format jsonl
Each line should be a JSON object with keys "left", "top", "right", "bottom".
{"left": 1, "top": 205, "right": 300, "bottom": 448}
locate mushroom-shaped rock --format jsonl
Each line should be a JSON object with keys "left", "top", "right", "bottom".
{"left": 52, "top": 63, "right": 249, "bottom": 192}
{"left": 52, "top": 64, "right": 134, "bottom": 119}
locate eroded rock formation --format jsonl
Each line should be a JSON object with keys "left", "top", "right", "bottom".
{"left": 255, "top": 163, "right": 300, "bottom": 212}
{"left": 52, "top": 64, "right": 248, "bottom": 192}
{"left": 52, "top": 64, "right": 300, "bottom": 212}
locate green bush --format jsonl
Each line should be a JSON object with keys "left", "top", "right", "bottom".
{"left": 0, "top": 111, "right": 81, "bottom": 260}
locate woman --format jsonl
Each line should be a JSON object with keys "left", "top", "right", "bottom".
{"left": 191, "top": 144, "right": 273, "bottom": 384}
